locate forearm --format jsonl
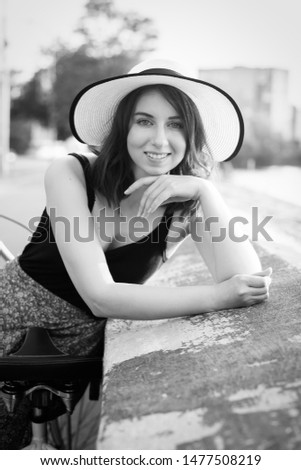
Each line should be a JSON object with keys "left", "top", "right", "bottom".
{"left": 90, "top": 282, "right": 218, "bottom": 320}
{"left": 197, "top": 180, "right": 262, "bottom": 278}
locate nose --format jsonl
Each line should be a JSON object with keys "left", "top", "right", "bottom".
{"left": 151, "top": 124, "right": 169, "bottom": 148}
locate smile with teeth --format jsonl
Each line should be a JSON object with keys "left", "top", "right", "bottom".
{"left": 145, "top": 152, "right": 170, "bottom": 161}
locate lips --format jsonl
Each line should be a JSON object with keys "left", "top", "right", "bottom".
{"left": 144, "top": 152, "right": 170, "bottom": 161}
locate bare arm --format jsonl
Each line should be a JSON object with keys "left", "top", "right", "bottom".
{"left": 44, "top": 156, "right": 221, "bottom": 319}
{"left": 189, "top": 179, "right": 262, "bottom": 282}
{"left": 124, "top": 174, "right": 262, "bottom": 282}
{"left": 45, "top": 157, "right": 269, "bottom": 320}
{"left": 92, "top": 283, "right": 220, "bottom": 320}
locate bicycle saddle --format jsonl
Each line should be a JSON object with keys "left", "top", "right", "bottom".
{"left": 0, "top": 327, "right": 102, "bottom": 399}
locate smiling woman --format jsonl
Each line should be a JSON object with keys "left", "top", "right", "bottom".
{"left": 127, "top": 90, "right": 187, "bottom": 179}
{"left": 1, "top": 58, "right": 272, "bottom": 449}
{"left": 92, "top": 82, "right": 210, "bottom": 217}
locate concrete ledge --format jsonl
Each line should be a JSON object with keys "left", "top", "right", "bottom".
{"left": 97, "top": 239, "right": 301, "bottom": 450}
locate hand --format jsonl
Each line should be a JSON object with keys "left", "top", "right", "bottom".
{"left": 215, "top": 267, "right": 273, "bottom": 310}
{"left": 124, "top": 175, "right": 203, "bottom": 217}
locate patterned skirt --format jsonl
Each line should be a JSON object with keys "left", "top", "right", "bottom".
{"left": 0, "top": 258, "right": 106, "bottom": 449}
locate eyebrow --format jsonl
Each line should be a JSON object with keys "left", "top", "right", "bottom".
{"left": 134, "top": 112, "right": 181, "bottom": 120}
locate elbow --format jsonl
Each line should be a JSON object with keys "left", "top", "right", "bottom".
{"left": 85, "top": 283, "right": 117, "bottom": 318}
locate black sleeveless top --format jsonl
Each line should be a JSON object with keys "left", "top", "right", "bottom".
{"left": 18, "top": 154, "right": 174, "bottom": 315}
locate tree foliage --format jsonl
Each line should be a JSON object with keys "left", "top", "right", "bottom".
{"left": 76, "top": 0, "right": 157, "bottom": 58}
{"left": 10, "top": 0, "right": 158, "bottom": 146}
{"left": 10, "top": 71, "right": 51, "bottom": 126}
{"left": 52, "top": 49, "right": 139, "bottom": 139}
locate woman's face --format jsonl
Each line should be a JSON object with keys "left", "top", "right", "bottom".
{"left": 127, "top": 90, "right": 187, "bottom": 180}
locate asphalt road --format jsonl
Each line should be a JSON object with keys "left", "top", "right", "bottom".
{"left": 0, "top": 158, "right": 49, "bottom": 260}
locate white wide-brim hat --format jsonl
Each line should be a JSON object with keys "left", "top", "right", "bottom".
{"left": 69, "top": 59, "right": 244, "bottom": 162}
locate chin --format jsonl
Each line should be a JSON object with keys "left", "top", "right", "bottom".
{"left": 148, "top": 168, "right": 169, "bottom": 176}
{"left": 134, "top": 163, "right": 172, "bottom": 179}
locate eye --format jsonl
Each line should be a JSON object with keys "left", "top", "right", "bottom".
{"left": 136, "top": 119, "right": 152, "bottom": 126}
{"left": 168, "top": 121, "right": 184, "bottom": 129}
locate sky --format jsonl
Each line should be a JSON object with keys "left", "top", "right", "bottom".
{"left": 3, "top": 0, "right": 301, "bottom": 105}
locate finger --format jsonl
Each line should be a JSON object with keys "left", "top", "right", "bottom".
{"left": 251, "top": 293, "right": 269, "bottom": 304}
{"left": 246, "top": 275, "right": 272, "bottom": 288}
{"left": 138, "top": 178, "right": 169, "bottom": 216}
{"left": 138, "top": 183, "right": 160, "bottom": 216}
{"left": 140, "top": 186, "right": 170, "bottom": 216}
{"left": 250, "top": 286, "right": 269, "bottom": 296}
{"left": 253, "top": 267, "right": 273, "bottom": 277}
{"left": 145, "top": 189, "right": 172, "bottom": 215}
{"left": 124, "top": 176, "right": 159, "bottom": 195}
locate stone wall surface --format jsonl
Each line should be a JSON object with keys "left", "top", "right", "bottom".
{"left": 97, "top": 242, "right": 301, "bottom": 450}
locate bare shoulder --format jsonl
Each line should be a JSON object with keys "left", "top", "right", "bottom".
{"left": 44, "top": 153, "right": 97, "bottom": 185}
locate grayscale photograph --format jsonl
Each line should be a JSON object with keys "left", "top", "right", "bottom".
{"left": 0, "top": 0, "right": 300, "bottom": 459}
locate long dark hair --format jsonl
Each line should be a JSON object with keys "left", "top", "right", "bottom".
{"left": 89, "top": 84, "right": 214, "bottom": 216}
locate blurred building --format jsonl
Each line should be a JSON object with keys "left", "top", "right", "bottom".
{"left": 198, "top": 67, "right": 296, "bottom": 144}
{"left": 292, "top": 106, "right": 301, "bottom": 143}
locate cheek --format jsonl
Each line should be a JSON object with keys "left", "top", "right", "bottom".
{"left": 127, "top": 127, "right": 147, "bottom": 150}
{"left": 173, "top": 133, "right": 186, "bottom": 155}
